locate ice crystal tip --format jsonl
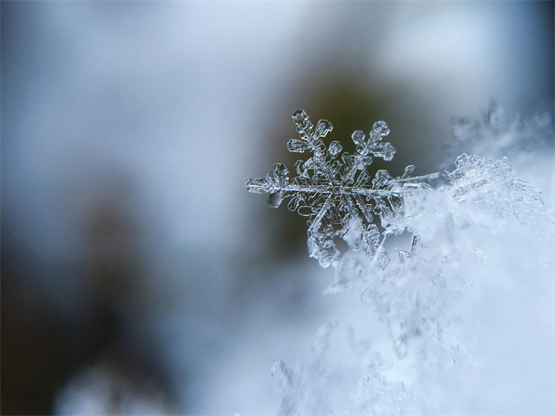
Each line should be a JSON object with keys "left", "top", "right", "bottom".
{"left": 246, "top": 110, "right": 438, "bottom": 267}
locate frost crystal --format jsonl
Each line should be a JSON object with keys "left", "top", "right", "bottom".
{"left": 246, "top": 110, "right": 439, "bottom": 267}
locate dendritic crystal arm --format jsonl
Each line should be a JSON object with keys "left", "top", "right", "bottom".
{"left": 246, "top": 110, "right": 438, "bottom": 268}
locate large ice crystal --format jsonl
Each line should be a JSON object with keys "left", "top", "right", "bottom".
{"left": 246, "top": 110, "right": 439, "bottom": 267}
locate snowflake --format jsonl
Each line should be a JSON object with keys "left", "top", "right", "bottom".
{"left": 246, "top": 110, "right": 439, "bottom": 267}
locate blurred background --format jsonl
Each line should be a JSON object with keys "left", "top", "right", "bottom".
{"left": 1, "top": 1, "right": 553, "bottom": 414}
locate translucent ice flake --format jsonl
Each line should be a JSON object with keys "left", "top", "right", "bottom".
{"left": 246, "top": 110, "right": 439, "bottom": 267}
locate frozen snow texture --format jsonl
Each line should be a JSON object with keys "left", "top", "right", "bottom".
{"left": 444, "top": 153, "right": 553, "bottom": 237}
{"left": 264, "top": 107, "right": 554, "bottom": 415}
{"left": 271, "top": 323, "right": 414, "bottom": 415}
{"left": 246, "top": 110, "right": 439, "bottom": 267}
{"left": 334, "top": 151, "right": 553, "bottom": 357}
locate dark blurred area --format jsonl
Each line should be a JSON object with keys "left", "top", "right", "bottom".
{"left": 1, "top": 2, "right": 553, "bottom": 414}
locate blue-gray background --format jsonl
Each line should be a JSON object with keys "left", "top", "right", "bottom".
{"left": 2, "top": 1, "right": 553, "bottom": 414}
